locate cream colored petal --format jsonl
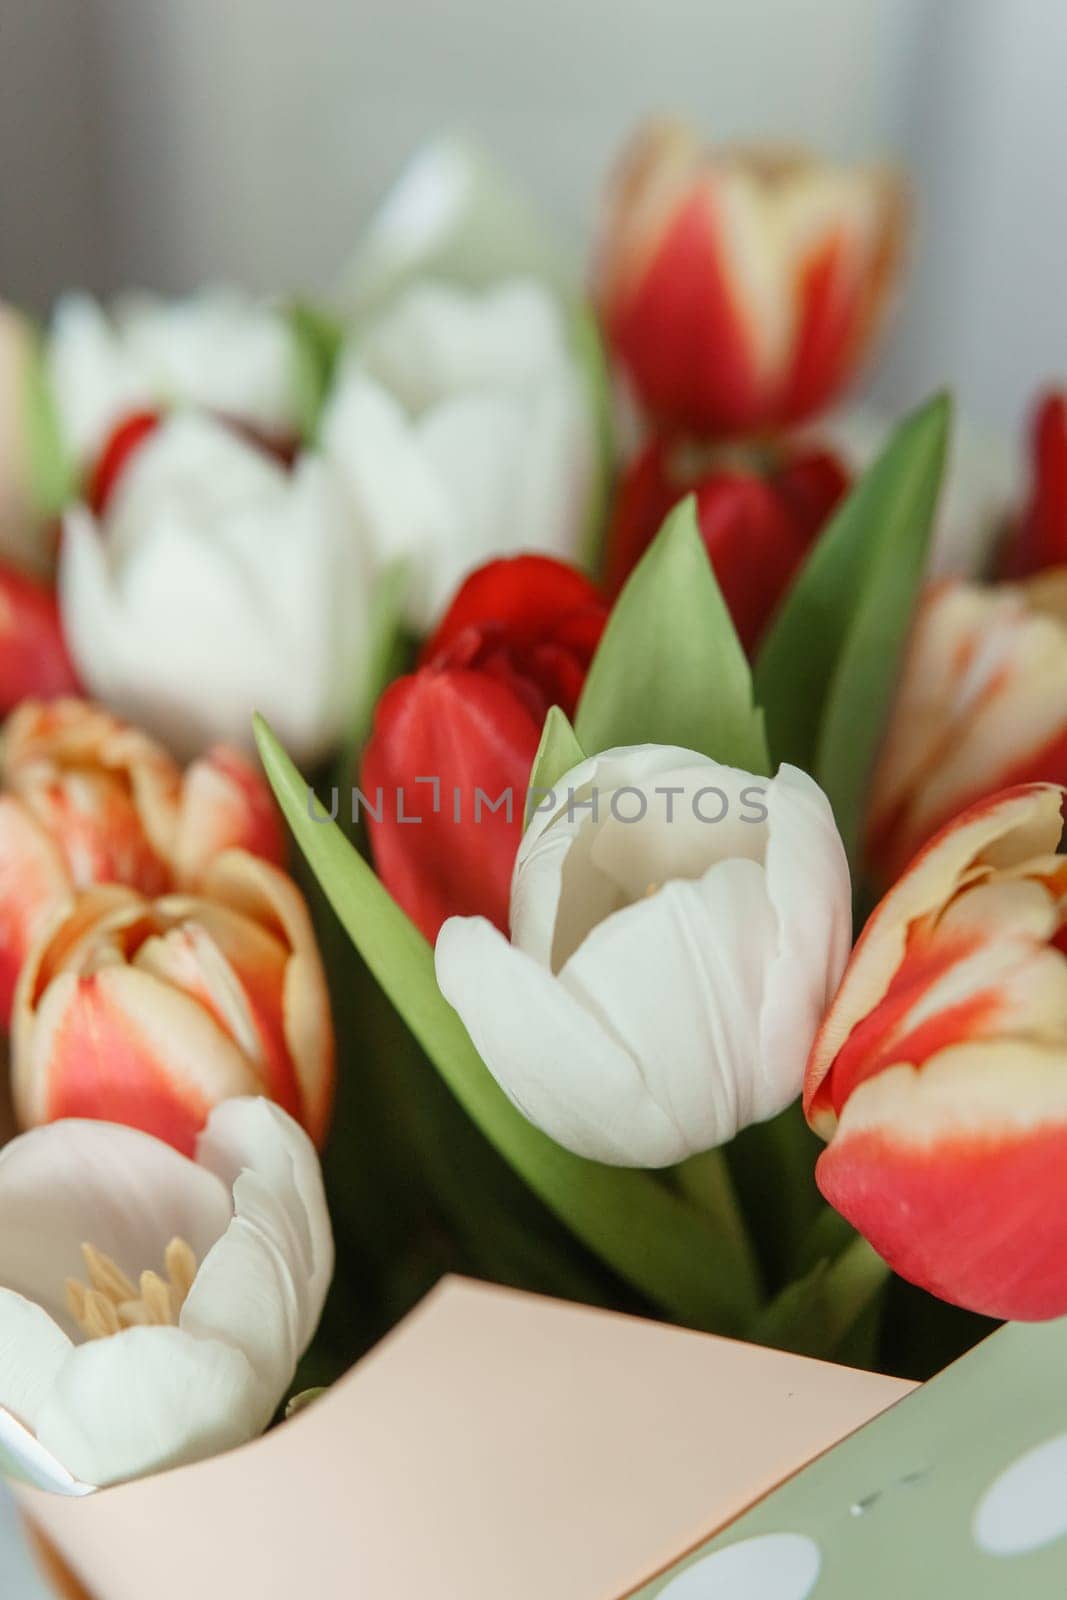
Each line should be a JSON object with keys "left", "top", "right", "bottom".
{"left": 761, "top": 764, "right": 852, "bottom": 1117}
{"left": 0, "top": 1290, "right": 73, "bottom": 1433}
{"left": 435, "top": 914, "right": 680, "bottom": 1165}
{"left": 0, "top": 1120, "right": 231, "bottom": 1334}
{"left": 559, "top": 858, "right": 778, "bottom": 1146}
{"left": 0, "top": 1407, "right": 92, "bottom": 1496}
{"left": 191, "top": 1098, "right": 333, "bottom": 1355}
{"left": 35, "top": 1326, "right": 262, "bottom": 1489}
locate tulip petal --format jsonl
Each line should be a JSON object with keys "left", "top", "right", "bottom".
{"left": 0, "top": 565, "right": 81, "bottom": 714}
{"left": 196, "top": 853, "right": 334, "bottom": 1143}
{"left": 48, "top": 293, "right": 150, "bottom": 467}
{"left": 559, "top": 858, "right": 777, "bottom": 1149}
{"left": 61, "top": 419, "right": 361, "bottom": 765}
{"left": 0, "top": 1290, "right": 73, "bottom": 1432}
{"left": 513, "top": 747, "right": 771, "bottom": 972}
{"left": 868, "top": 581, "right": 1067, "bottom": 880}
{"left": 760, "top": 764, "right": 852, "bottom": 1116}
{"left": 435, "top": 914, "right": 682, "bottom": 1165}
{"left": 0, "top": 798, "right": 71, "bottom": 1026}
{"left": 321, "top": 373, "right": 459, "bottom": 630}
{"left": 0, "top": 1119, "right": 231, "bottom": 1333}
{"left": 422, "top": 553, "right": 602, "bottom": 663}
{"left": 189, "top": 1098, "right": 333, "bottom": 1358}
{"left": 364, "top": 667, "right": 541, "bottom": 941}
{"left": 2, "top": 698, "right": 183, "bottom": 876}
{"left": 816, "top": 1039, "right": 1067, "bottom": 1320}
{"left": 13, "top": 963, "right": 263, "bottom": 1155}
{"left": 805, "top": 783, "right": 1064, "bottom": 1131}
{"left": 0, "top": 1407, "right": 92, "bottom": 1496}
{"left": 35, "top": 1325, "right": 261, "bottom": 1489}
{"left": 175, "top": 746, "right": 286, "bottom": 883}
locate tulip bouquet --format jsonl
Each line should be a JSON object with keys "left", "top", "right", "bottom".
{"left": 0, "top": 120, "right": 1063, "bottom": 1506}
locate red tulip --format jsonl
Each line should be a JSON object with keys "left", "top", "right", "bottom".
{"left": 605, "top": 437, "right": 848, "bottom": 649}
{"left": 596, "top": 122, "right": 906, "bottom": 436}
{"left": 0, "top": 561, "right": 80, "bottom": 716}
{"left": 806, "top": 784, "right": 1067, "bottom": 1321}
{"left": 0, "top": 698, "right": 285, "bottom": 1025}
{"left": 1001, "top": 391, "right": 1067, "bottom": 578}
{"left": 363, "top": 554, "right": 607, "bottom": 941}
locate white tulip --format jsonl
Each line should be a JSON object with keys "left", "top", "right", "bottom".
{"left": 320, "top": 277, "right": 597, "bottom": 630}
{"left": 59, "top": 412, "right": 370, "bottom": 762}
{"left": 47, "top": 288, "right": 303, "bottom": 469}
{"left": 336, "top": 135, "right": 573, "bottom": 316}
{"left": 435, "top": 747, "right": 852, "bottom": 1167}
{"left": 0, "top": 1098, "right": 333, "bottom": 1492}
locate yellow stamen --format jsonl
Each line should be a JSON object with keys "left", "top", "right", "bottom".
{"left": 165, "top": 1237, "right": 198, "bottom": 1311}
{"left": 81, "top": 1242, "right": 138, "bottom": 1304}
{"left": 65, "top": 1237, "right": 199, "bottom": 1341}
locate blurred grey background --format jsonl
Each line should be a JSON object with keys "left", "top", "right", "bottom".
{"left": 1, "top": 0, "right": 1065, "bottom": 430}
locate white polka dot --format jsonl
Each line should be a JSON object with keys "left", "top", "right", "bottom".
{"left": 974, "top": 1433, "right": 1067, "bottom": 1556}
{"left": 658, "top": 1532, "right": 821, "bottom": 1598}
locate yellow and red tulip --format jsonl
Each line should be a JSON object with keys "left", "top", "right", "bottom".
{"left": 12, "top": 851, "right": 333, "bottom": 1156}
{"left": 595, "top": 122, "right": 906, "bottom": 437}
{"left": 806, "top": 784, "right": 1067, "bottom": 1321}
{"left": 0, "top": 699, "right": 285, "bottom": 1023}
{"left": 867, "top": 573, "right": 1067, "bottom": 886}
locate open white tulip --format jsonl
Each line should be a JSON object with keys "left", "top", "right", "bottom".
{"left": 59, "top": 412, "right": 369, "bottom": 762}
{"left": 436, "top": 747, "right": 852, "bottom": 1167}
{"left": 47, "top": 288, "right": 304, "bottom": 469}
{"left": 0, "top": 1097, "right": 333, "bottom": 1493}
{"left": 320, "top": 277, "right": 597, "bottom": 629}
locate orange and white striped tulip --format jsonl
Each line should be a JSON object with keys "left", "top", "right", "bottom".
{"left": 0, "top": 699, "right": 285, "bottom": 1024}
{"left": 12, "top": 851, "right": 333, "bottom": 1156}
{"left": 867, "top": 573, "right": 1067, "bottom": 886}
{"left": 805, "top": 784, "right": 1067, "bottom": 1321}
{"left": 595, "top": 122, "right": 907, "bottom": 436}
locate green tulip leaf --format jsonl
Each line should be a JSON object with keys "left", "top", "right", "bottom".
{"left": 572, "top": 306, "right": 616, "bottom": 577}
{"left": 527, "top": 705, "right": 586, "bottom": 812}
{"left": 755, "top": 393, "right": 950, "bottom": 861}
{"left": 748, "top": 1234, "right": 890, "bottom": 1362}
{"left": 255, "top": 715, "right": 761, "bottom": 1334}
{"left": 575, "top": 496, "right": 770, "bottom": 773}
{"left": 21, "top": 321, "right": 74, "bottom": 517}
{"left": 288, "top": 301, "right": 344, "bottom": 444}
